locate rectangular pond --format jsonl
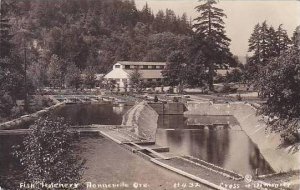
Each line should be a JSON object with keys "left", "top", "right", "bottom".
{"left": 156, "top": 115, "right": 275, "bottom": 176}
{"left": 0, "top": 102, "right": 275, "bottom": 189}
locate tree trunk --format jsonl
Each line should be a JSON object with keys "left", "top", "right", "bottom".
{"left": 208, "top": 63, "right": 214, "bottom": 91}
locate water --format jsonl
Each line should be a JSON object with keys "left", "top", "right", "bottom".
{"left": 0, "top": 103, "right": 131, "bottom": 188}
{"left": 156, "top": 115, "right": 274, "bottom": 176}
{"left": 0, "top": 103, "right": 275, "bottom": 188}
{"left": 53, "top": 103, "right": 131, "bottom": 125}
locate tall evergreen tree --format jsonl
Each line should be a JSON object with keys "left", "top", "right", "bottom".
{"left": 267, "top": 26, "right": 278, "bottom": 58}
{"left": 276, "top": 24, "right": 291, "bottom": 54}
{"left": 193, "top": 0, "right": 233, "bottom": 90}
{"left": 249, "top": 22, "right": 291, "bottom": 63}
{"left": 139, "top": 3, "right": 153, "bottom": 24}
{"left": 248, "top": 23, "right": 261, "bottom": 63}
{"left": 260, "top": 21, "right": 269, "bottom": 63}
{"left": 292, "top": 25, "right": 300, "bottom": 49}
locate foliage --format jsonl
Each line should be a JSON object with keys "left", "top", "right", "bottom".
{"left": 292, "top": 26, "right": 300, "bottom": 49}
{"left": 129, "top": 67, "right": 143, "bottom": 92}
{"left": 192, "top": 0, "right": 234, "bottom": 90}
{"left": 0, "top": 57, "right": 25, "bottom": 119}
{"left": 0, "top": 0, "right": 13, "bottom": 58}
{"left": 248, "top": 21, "right": 291, "bottom": 62}
{"left": 256, "top": 49, "right": 300, "bottom": 145}
{"left": 5, "top": 0, "right": 191, "bottom": 76}
{"left": 65, "top": 64, "right": 82, "bottom": 89}
{"left": 28, "top": 60, "right": 48, "bottom": 91}
{"left": 276, "top": 24, "right": 292, "bottom": 54}
{"left": 107, "top": 80, "right": 117, "bottom": 92}
{"left": 225, "top": 68, "right": 243, "bottom": 83}
{"left": 83, "top": 66, "right": 96, "bottom": 89}
{"left": 162, "top": 51, "right": 187, "bottom": 92}
{"left": 13, "top": 116, "right": 85, "bottom": 189}
{"left": 47, "top": 55, "right": 64, "bottom": 88}
{"left": 144, "top": 32, "right": 190, "bottom": 62}
{"left": 247, "top": 21, "right": 292, "bottom": 82}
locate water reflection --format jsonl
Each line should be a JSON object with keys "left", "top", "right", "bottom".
{"left": 54, "top": 104, "right": 130, "bottom": 126}
{"left": 156, "top": 115, "right": 274, "bottom": 175}
{"left": 0, "top": 104, "right": 130, "bottom": 188}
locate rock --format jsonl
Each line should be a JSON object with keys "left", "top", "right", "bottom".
{"left": 122, "top": 101, "right": 158, "bottom": 141}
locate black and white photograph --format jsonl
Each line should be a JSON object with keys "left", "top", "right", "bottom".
{"left": 0, "top": 0, "right": 299, "bottom": 189}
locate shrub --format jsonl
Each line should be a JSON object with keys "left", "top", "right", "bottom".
{"left": 13, "top": 116, "right": 85, "bottom": 188}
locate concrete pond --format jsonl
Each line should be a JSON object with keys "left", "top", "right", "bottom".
{"left": 0, "top": 98, "right": 299, "bottom": 189}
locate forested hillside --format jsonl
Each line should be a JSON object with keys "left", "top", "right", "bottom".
{"left": 5, "top": 0, "right": 192, "bottom": 73}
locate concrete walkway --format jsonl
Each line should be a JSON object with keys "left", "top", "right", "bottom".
{"left": 80, "top": 136, "right": 214, "bottom": 190}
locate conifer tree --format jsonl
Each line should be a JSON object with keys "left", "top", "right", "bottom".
{"left": 267, "top": 26, "right": 278, "bottom": 57}
{"left": 260, "top": 21, "right": 269, "bottom": 63}
{"left": 248, "top": 23, "right": 261, "bottom": 63}
{"left": 276, "top": 24, "right": 291, "bottom": 54}
{"left": 193, "top": 0, "right": 233, "bottom": 90}
{"left": 292, "top": 25, "right": 300, "bottom": 49}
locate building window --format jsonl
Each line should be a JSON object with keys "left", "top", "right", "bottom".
{"left": 115, "top": 65, "right": 120, "bottom": 68}
{"left": 151, "top": 65, "right": 156, "bottom": 69}
{"left": 125, "top": 65, "right": 130, "bottom": 69}
{"left": 143, "top": 65, "right": 148, "bottom": 69}
{"left": 158, "top": 65, "right": 164, "bottom": 69}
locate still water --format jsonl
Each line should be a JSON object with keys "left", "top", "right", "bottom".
{"left": 0, "top": 103, "right": 131, "bottom": 188}
{"left": 54, "top": 103, "right": 131, "bottom": 125}
{"left": 0, "top": 103, "right": 274, "bottom": 188}
{"left": 156, "top": 115, "right": 274, "bottom": 176}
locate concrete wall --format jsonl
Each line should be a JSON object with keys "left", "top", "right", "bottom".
{"left": 185, "top": 101, "right": 300, "bottom": 172}
{"left": 148, "top": 102, "right": 185, "bottom": 115}
{"left": 122, "top": 101, "right": 158, "bottom": 141}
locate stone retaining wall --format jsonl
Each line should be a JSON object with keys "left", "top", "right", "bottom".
{"left": 185, "top": 101, "right": 300, "bottom": 172}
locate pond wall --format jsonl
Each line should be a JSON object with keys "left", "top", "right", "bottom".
{"left": 0, "top": 102, "right": 65, "bottom": 130}
{"left": 148, "top": 102, "right": 185, "bottom": 115}
{"left": 122, "top": 101, "right": 158, "bottom": 141}
{"left": 185, "top": 101, "right": 300, "bottom": 172}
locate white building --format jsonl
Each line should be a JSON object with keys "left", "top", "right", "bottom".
{"left": 104, "top": 61, "right": 166, "bottom": 88}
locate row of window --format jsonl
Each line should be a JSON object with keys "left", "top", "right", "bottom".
{"left": 115, "top": 65, "right": 165, "bottom": 70}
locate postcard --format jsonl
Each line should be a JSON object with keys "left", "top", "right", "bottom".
{"left": 0, "top": 0, "right": 299, "bottom": 189}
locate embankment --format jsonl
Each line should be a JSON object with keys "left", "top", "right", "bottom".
{"left": 0, "top": 102, "right": 65, "bottom": 130}
{"left": 122, "top": 101, "right": 158, "bottom": 141}
{"left": 185, "top": 101, "right": 300, "bottom": 172}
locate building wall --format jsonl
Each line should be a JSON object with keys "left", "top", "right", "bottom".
{"left": 105, "top": 63, "right": 166, "bottom": 88}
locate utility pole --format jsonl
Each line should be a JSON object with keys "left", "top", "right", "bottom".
{"left": 24, "top": 40, "right": 28, "bottom": 112}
